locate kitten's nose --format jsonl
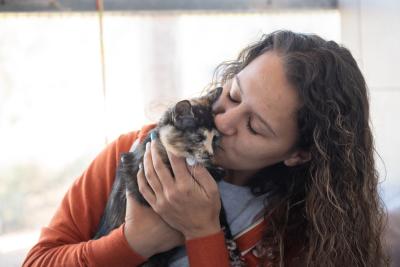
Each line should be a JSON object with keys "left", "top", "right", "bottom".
{"left": 203, "top": 151, "right": 213, "bottom": 160}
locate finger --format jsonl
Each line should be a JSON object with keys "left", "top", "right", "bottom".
{"left": 150, "top": 140, "right": 174, "bottom": 189}
{"left": 125, "top": 187, "right": 151, "bottom": 222}
{"left": 166, "top": 150, "right": 192, "bottom": 184}
{"left": 143, "top": 142, "right": 163, "bottom": 194}
{"left": 187, "top": 164, "right": 218, "bottom": 193}
{"left": 137, "top": 166, "right": 156, "bottom": 206}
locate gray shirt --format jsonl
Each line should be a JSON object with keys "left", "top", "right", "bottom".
{"left": 168, "top": 180, "right": 268, "bottom": 267}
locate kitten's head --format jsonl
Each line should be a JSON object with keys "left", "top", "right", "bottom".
{"left": 158, "top": 87, "right": 222, "bottom": 164}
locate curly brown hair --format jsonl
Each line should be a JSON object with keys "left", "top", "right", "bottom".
{"left": 207, "top": 30, "right": 389, "bottom": 267}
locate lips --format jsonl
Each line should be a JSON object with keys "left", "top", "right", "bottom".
{"left": 212, "top": 134, "right": 224, "bottom": 152}
{"left": 214, "top": 140, "right": 224, "bottom": 152}
{"left": 218, "top": 144, "right": 225, "bottom": 151}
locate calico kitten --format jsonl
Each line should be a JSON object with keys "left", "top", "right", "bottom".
{"left": 93, "top": 87, "right": 244, "bottom": 267}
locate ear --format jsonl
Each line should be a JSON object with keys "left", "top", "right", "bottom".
{"left": 205, "top": 87, "right": 223, "bottom": 103}
{"left": 173, "top": 100, "right": 195, "bottom": 129}
{"left": 173, "top": 100, "right": 193, "bottom": 118}
{"left": 283, "top": 150, "right": 311, "bottom": 167}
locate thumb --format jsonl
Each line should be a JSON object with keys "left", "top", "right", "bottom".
{"left": 125, "top": 190, "right": 137, "bottom": 221}
{"left": 125, "top": 191, "right": 148, "bottom": 220}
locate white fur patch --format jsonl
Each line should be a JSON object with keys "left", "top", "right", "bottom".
{"left": 186, "top": 157, "right": 197, "bottom": 166}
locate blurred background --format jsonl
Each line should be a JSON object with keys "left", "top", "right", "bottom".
{"left": 0, "top": 0, "right": 399, "bottom": 266}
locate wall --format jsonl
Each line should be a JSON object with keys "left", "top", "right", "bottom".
{"left": 340, "top": 0, "right": 400, "bottom": 210}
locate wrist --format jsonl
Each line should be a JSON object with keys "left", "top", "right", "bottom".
{"left": 124, "top": 223, "right": 156, "bottom": 258}
{"left": 183, "top": 224, "right": 222, "bottom": 240}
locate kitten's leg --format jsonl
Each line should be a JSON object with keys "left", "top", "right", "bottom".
{"left": 93, "top": 173, "right": 127, "bottom": 239}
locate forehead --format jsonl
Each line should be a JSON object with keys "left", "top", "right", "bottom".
{"left": 238, "top": 51, "right": 299, "bottom": 133}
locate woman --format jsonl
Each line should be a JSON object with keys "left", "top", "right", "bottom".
{"left": 23, "top": 30, "right": 389, "bottom": 266}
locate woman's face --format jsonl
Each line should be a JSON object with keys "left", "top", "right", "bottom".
{"left": 213, "top": 51, "right": 308, "bottom": 174}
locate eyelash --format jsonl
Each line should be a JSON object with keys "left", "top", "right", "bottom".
{"left": 228, "top": 91, "right": 258, "bottom": 135}
{"left": 247, "top": 118, "right": 258, "bottom": 135}
{"left": 227, "top": 92, "right": 239, "bottom": 103}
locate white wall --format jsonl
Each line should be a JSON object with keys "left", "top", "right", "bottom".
{"left": 339, "top": 0, "right": 400, "bottom": 209}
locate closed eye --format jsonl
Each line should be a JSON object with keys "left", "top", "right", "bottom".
{"left": 247, "top": 118, "right": 258, "bottom": 135}
{"left": 228, "top": 77, "right": 259, "bottom": 135}
{"left": 228, "top": 91, "right": 240, "bottom": 103}
{"left": 228, "top": 89, "right": 258, "bottom": 135}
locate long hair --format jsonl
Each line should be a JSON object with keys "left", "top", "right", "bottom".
{"left": 208, "top": 30, "right": 389, "bottom": 266}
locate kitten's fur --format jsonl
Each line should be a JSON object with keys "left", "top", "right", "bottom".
{"left": 93, "top": 87, "right": 242, "bottom": 266}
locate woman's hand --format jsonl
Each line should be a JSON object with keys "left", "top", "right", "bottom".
{"left": 124, "top": 171, "right": 185, "bottom": 258}
{"left": 140, "top": 140, "right": 222, "bottom": 240}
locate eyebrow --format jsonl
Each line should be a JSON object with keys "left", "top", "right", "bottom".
{"left": 235, "top": 75, "right": 277, "bottom": 137}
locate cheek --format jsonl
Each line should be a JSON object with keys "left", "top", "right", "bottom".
{"left": 224, "top": 141, "right": 261, "bottom": 163}
{"left": 235, "top": 140, "right": 284, "bottom": 164}
{"left": 216, "top": 134, "right": 297, "bottom": 169}
{"left": 216, "top": 150, "right": 266, "bottom": 170}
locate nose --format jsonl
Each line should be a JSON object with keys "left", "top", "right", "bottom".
{"left": 212, "top": 91, "right": 240, "bottom": 136}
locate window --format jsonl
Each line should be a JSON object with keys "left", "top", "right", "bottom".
{"left": 0, "top": 5, "right": 340, "bottom": 265}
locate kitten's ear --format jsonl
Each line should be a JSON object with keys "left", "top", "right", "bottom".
{"left": 174, "top": 100, "right": 193, "bottom": 117}
{"left": 173, "top": 100, "right": 195, "bottom": 129}
{"left": 205, "top": 87, "right": 223, "bottom": 103}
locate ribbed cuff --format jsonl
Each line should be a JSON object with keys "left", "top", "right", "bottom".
{"left": 186, "top": 230, "right": 230, "bottom": 267}
{"left": 88, "top": 224, "right": 147, "bottom": 267}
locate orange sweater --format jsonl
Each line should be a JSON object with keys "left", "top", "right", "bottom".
{"left": 23, "top": 125, "right": 267, "bottom": 267}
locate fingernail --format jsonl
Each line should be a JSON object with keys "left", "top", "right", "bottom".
{"left": 146, "top": 142, "right": 150, "bottom": 151}
{"left": 150, "top": 131, "right": 156, "bottom": 141}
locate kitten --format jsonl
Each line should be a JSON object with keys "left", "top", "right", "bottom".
{"left": 93, "top": 87, "right": 244, "bottom": 266}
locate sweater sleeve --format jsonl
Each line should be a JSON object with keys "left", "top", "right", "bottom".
{"left": 22, "top": 131, "right": 147, "bottom": 267}
{"left": 186, "top": 231, "right": 230, "bottom": 267}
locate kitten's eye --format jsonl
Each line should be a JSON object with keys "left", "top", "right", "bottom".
{"left": 195, "top": 134, "right": 205, "bottom": 142}
{"left": 180, "top": 117, "right": 196, "bottom": 129}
